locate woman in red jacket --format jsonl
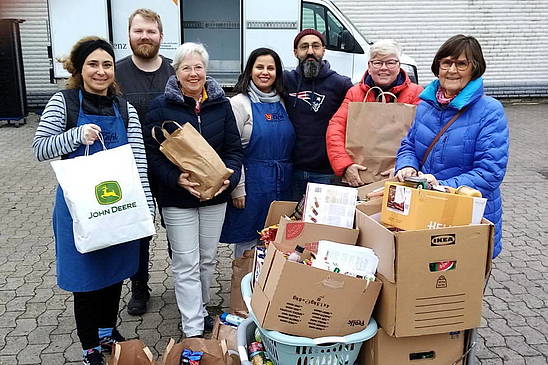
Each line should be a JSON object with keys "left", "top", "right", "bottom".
{"left": 326, "top": 39, "right": 423, "bottom": 186}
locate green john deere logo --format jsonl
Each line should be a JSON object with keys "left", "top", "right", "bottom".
{"left": 95, "top": 181, "right": 122, "bottom": 205}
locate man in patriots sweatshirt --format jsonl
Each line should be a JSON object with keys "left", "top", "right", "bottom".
{"left": 284, "top": 29, "right": 353, "bottom": 200}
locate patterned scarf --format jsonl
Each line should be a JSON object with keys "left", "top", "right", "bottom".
{"left": 436, "top": 86, "right": 455, "bottom": 105}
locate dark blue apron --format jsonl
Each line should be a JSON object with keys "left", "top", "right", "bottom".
{"left": 52, "top": 91, "right": 139, "bottom": 292}
{"left": 221, "top": 100, "right": 295, "bottom": 243}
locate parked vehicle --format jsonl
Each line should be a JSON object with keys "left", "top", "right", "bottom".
{"left": 47, "top": 0, "right": 418, "bottom": 85}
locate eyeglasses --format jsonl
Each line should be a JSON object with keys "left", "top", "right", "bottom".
{"left": 439, "top": 58, "right": 470, "bottom": 71}
{"left": 179, "top": 64, "right": 205, "bottom": 74}
{"left": 369, "top": 59, "right": 399, "bottom": 69}
{"left": 298, "top": 42, "right": 323, "bottom": 52}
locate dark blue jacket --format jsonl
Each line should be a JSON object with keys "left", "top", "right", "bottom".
{"left": 284, "top": 61, "right": 353, "bottom": 174}
{"left": 143, "top": 75, "right": 243, "bottom": 208}
{"left": 396, "top": 77, "right": 509, "bottom": 257}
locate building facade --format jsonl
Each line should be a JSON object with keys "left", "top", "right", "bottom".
{"left": 1, "top": 0, "right": 547, "bottom": 109}
{"left": 333, "top": 0, "right": 548, "bottom": 98}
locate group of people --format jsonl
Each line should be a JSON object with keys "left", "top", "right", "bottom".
{"left": 32, "top": 8, "right": 508, "bottom": 365}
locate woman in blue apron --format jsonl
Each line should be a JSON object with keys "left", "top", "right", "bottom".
{"left": 32, "top": 37, "right": 153, "bottom": 365}
{"left": 221, "top": 48, "right": 295, "bottom": 257}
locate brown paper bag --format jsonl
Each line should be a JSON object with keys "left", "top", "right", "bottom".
{"left": 153, "top": 121, "right": 233, "bottom": 201}
{"left": 108, "top": 339, "right": 156, "bottom": 365}
{"left": 162, "top": 338, "right": 228, "bottom": 365}
{"left": 346, "top": 89, "right": 416, "bottom": 184}
{"left": 229, "top": 249, "right": 254, "bottom": 316}
{"left": 211, "top": 316, "right": 238, "bottom": 353}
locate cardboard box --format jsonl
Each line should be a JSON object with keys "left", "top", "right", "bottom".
{"left": 360, "top": 328, "right": 466, "bottom": 365}
{"left": 356, "top": 177, "right": 397, "bottom": 201}
{"left": 265, "top": 201, "right": 359, "bottom": 253}
{"left": 381, "top": 182, "right": 487, "bottom": 231}
{"left": 355, "top": 205, "right": 493, "bottom": 337}
{"left": 251, "top": 244, "right": 382, "bottom": 338}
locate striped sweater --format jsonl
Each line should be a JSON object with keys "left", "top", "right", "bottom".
{"left": 32, "top": 91, "right": 154, "bottom": 215}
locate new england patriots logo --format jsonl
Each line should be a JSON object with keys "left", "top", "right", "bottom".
{"left": 289, "top": 91, "right": 326, "bottom": 112}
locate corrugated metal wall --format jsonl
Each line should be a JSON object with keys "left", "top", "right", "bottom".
{"left": 332, "top": 0, "right": 548, "bottom": 98}
{"left": 2, "top": 0, "right": 58, "bottom": 109}
{"left": 2, "top": 0, "right": 547, "bottom": 109}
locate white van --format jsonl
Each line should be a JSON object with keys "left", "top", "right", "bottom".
{"left": 47, "top": 0, "right": 418, "bottom": 85}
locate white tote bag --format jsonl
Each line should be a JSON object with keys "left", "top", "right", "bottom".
{"left": 51, "top": 142, "right": 155, "bottom": 253}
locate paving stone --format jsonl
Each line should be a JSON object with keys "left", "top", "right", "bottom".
{"left": 16, "top": 343, "right": 48, "bottom": 364}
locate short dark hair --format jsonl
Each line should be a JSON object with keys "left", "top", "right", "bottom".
{"left": 431, "top": 35, "right": 486, "bottom": 80}
{"left": 234, "top": 48, "right": 285, "bottom": 95}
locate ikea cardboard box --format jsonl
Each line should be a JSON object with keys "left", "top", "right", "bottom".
{"left": 355, "top": 205, "right": 493, "bottom": 337}
{"left": 360, "top": 327, "right": 466, "bottom": 365}
{"left": 251, "top": 244, "right": 382, "bottom": 338}
{"left": 381, "top": 182, "right": 487, "bottom": 231}
{"left": 265, "top": 201, "right": 359, "bottom": 253}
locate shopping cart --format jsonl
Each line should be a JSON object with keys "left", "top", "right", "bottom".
{"left": 238, "top": 273, "right": 378, "bottom": 365}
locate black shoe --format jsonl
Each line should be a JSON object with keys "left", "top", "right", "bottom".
{"left": 204, "top": 315, "right": 215, "bottom": 333}
{"left": 127, "top": 280, "right": 151, "bottom": 316}
{"left": 99, "top": 328, "right": 126, "bottom": 354}
{"left": 82, "top": 348, "right": 104, "bottom": 365}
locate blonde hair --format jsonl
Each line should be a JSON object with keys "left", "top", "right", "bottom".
{"left": 369, "top": 39, "right": 402, "bottom": 60}
{"left": 129, "top": 8, "right": 163, "bottom": 34}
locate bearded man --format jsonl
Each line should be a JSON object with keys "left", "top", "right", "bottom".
{"left": 283, "top": 29, "right": 353, "bottom": 200}
{"left": 116, "top": 8, "right": 174, "bottom": 316}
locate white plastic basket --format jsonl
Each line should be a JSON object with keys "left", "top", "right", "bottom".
{"left": 239, "top": 273, "right": 378, "bottom": 364}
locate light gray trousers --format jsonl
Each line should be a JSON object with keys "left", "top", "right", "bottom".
{"left": 162, "top": 203, "right": 227, "bottom": 337}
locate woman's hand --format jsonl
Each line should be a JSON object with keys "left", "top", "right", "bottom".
{"left": 418, "top": 172, "right": 439, "bottom": 187}
{"left": 214, "top": 168, "right": 234, "bottom": 197}
{"left": 396, "top": 167, "right": 418, "bottom": 182}
{"left": 82, "top": 124, "right": 101, "bottom": 145}
{"left": 177, "top": 172, "right": 201, "bottom": 198}
{"left": 344, "top": 163, "right": 367, "bottom": 187}
{"left": 232, "top": 196, "right": 245, "bottom": 209}
{"left": 381, "top": 168, "right": 395, "bottom": 178}
{"left": 214, "top": 180, "right": 230, "bottom": 197}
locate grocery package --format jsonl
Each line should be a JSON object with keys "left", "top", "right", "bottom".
{"left": 381, "top": 181, "right": 487, "bottom": 231}
{"left": 303, "top": 183, "right": 358, "bottom": 228}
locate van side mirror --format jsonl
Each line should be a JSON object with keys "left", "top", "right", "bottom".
{"left": 340, "top": 30, "right": 356, "bottom": 52}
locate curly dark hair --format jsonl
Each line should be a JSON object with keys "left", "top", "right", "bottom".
{"left": 59, "top": 36, "right": 120, "bottom": 95}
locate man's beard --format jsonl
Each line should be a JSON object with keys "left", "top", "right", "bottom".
{"left": 130, "top": 40, "right": 160, "bottom": 59}
{"left": 300, "top": 55, "right": 322, "bottom": 79}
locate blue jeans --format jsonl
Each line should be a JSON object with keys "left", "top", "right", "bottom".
{"left": 291, "top": 168, "right": 335, "bottom": 201}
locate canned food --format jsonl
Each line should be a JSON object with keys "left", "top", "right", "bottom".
{"left": 248, "top": 341, "right": 265, "bottom": 354}
{"left": 403, "top": 176, "right": 429, "bottom": 189}
{"left": 250, "top": 351, "right": 267, "bottom": 365}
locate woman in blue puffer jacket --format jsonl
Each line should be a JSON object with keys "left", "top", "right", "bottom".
{"left": 396, "top": 35, "right": 509, "bottom": 259}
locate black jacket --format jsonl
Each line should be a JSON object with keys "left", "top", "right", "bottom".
{"left": 143, "top": 75, "right": 243, "bottom": 208}
{"left": 284, "top": 61, "right": 353, "bottom": 173}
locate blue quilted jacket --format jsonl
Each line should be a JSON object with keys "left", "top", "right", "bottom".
{"left": 396, "top": 77, "right": 509, "bottom": 257}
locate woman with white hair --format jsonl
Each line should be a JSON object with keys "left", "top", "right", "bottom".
{"left": 142, "top": 42, "right": 243, "bottom": 337}
{"left": 326, "top": 39, "right": 423, "bottom": 186}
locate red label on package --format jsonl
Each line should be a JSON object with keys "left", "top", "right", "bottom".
{"left": 285, "top": 222, "right": 305, "bottom": 240}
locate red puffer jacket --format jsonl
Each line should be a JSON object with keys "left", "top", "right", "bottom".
{"left": 326, "top": 70, "right": 423, "bottom": 176}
